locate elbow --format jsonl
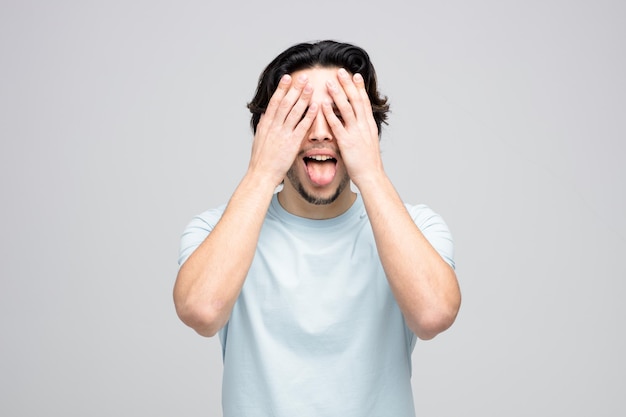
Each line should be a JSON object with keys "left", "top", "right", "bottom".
{"left": 174, "top": 296, "right": 227, "bottom": 338}
{"left": 409, "top": 297, "right": 461, "bottom": 341}
{"left": 411, "top": 316, "right": 455, "bottom": 340}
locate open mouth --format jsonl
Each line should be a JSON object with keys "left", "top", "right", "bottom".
{"left": 304, "top": 155, "right": 337, "bottom": 186}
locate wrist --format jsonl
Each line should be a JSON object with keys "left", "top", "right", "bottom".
{"left": 350, "top": 167, "right": 388, "bottom": 192}
{"left": 241, "top": 167, "right": 284, "bottom": 194}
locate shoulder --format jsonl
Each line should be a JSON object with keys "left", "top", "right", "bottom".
{"left": 178, "top": 204, "right": 227, "bottom": 266}
{"left": 405, "top": 203, "right": 456, "bottom": 269}
{"left": 185, "top": 204, "right": 228, "bottom": 230}
{"left": 405, "top": 203, "right": 450, "bottom": 233}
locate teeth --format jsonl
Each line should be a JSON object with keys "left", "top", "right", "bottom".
{"left": 307, "top": 155, "right": 333, "bottom": 161}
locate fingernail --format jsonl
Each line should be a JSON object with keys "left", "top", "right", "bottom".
{"left": 281, "top": 74, "right": 291, "bottom": 84}
{"left": 326, "top": 80, "right": 337, "bottom": 91}
{"left": 338, "top": 68, "right": 348, "bottom": 78}
{"left": 298, "top": 74, "right": 308, "bottom": 83}
{"left": 354, "top": 73, "right": 363, "bottom": 82}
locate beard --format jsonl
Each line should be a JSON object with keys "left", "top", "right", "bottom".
{"left": 285, "top": 165, "right": 350, "bottom": 205}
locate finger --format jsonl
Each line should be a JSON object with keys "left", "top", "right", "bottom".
{"left": 263, "top": 74, "right": 292, "bottom": 122}
{"left": 353, "top": 72, "right": 378, "bottom": 134}
{"left": 337, "top": 68, "right": 367, "bottom": 120}
{"left": 273, "top": 73, "right": 309, "bottom": 125}
{"left": 326, "top": 77, "right": 355, "bottom": 126}
{"left": 293, "top": 102, "right": 319, "bottom": 137}
{"left": 283, "top": 82, "right": 314, "bottom": 128}
{"left": 352, "top": 73, "right": 373, "bottom": 115}
{"left": 321, "top": 100, "right": 347, "bottom": 136}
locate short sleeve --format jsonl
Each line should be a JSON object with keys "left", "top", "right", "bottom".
{"left": 406, "top": 204, "right": 455, "bottom": 270}
{"left": 178, "top": 205, "right": 226, "bottom": 267}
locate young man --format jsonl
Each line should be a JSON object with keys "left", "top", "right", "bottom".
{"left": 175, "top": 40, "right": 461, "bottom": 417}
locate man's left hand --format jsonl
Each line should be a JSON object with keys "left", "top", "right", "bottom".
{"left": 322, "top": 68, "right": 384, "bottom": 187}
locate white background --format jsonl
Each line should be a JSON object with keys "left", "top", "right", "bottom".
{"left": 1, "top": 0, "right": 624, "bottom": 415}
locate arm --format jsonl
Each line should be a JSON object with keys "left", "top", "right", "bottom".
{"left": 174, "top": 74, "right": 318, "bottom": 337}
{"left": 355, "top": 175, "right": 460, "bottom": 340}
{"left": 323, "top": 69, "right": 461, "bottom": 340}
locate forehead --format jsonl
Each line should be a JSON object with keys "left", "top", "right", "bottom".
{"left": 290, "top": 66, "right": 341, "bottom": 99}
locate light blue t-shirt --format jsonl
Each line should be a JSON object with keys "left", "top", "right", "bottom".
{"left": 179, "top": 193, "right": 454, "bottom": 417}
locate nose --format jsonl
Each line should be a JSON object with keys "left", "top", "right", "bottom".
{"left": 307, "top": 111, "right": 333, "bottom": 142}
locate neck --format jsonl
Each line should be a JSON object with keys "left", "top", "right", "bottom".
{"left": 277, "top": 184, "right": 357, "bottom": 220}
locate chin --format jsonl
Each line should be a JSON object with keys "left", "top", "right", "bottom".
{"left": 287, "top": 171, "right": 350, "bottom": 206}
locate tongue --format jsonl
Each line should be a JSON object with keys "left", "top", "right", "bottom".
{"left": 306, "top": 160, "right": 337, "bottom": 186}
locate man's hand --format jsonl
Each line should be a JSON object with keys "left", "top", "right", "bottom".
{"left": 322, "top": 69, "right": 460, "bottom": 340}
{"left": 175, "top": 74, "right": 319, "bottom": 337}
{"left": 249, "top": 73, "right": 318, "bottom": 186}
{"left": 321, "top": 68, "right": 384, "bottom": 187}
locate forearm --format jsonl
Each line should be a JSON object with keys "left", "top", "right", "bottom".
{"left": 357, "top": 173, "right": 461, "bottom": 340}
{"left": 174, "top": 172, "right": 277, "bottom": 336}
{"left": 174, "top": 74, "right": 317, "bottom": 337}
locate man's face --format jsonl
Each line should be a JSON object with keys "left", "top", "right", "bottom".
{"left": 284, "top": 66, "right": 351, "bottom": 206}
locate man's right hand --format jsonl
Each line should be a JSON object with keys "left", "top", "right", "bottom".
{"left": 248, "top": 73, "right": 318, "bottom": 186}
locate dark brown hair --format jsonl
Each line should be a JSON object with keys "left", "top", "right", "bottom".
{"left": 248, "top": 40, "right": 389, "bottom": 134}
